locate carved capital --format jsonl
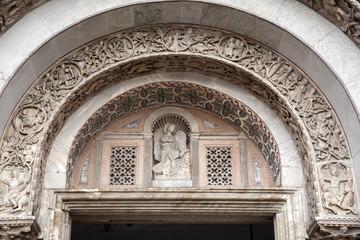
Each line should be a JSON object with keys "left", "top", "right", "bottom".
{"left": 0, "top": 216, "right": 40, "bottom": 240}
{"left": 308, "top": 217, "right": 360, "bottom": 240}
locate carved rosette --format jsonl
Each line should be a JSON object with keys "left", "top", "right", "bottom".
{"left": 0, "top": 25, "right": 357, "bottom": 237}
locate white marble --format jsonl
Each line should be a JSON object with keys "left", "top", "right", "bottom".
{"left": 33, "top": 0, "right": 84, "bottom": 33}
{"left": 152, "top": 180, "right": 193, "bottom": 188}
{"left": 274, "top": 0, "right": 335, "bottom": 47}
{"left": 0, "top": 11, "right": 52, "bottom": 85}
{"left": 44, "top": 172, "right": 66, "bottom": 189}
{"left": 314, "top": 28, "right": 360, "bottom": 86}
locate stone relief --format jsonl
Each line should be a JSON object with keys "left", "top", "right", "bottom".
{"left": 319, "top": 162, "right": 356, "bottom": 215}
{"left": 0, "top": 168, "right": 30, "bottom": 214}
{"left": 203, "top": 120, "right": 220, "bottom": 128}
{"left": 0, "top": 25, "right": 356, "bottom": 237}
{"left": 254, "top": 157, "right": 262, "bottom": 186}
{"left": 121, "top": 119, "right": 140, "bottom": 129}
{"left": 153, "top": 123, "right": 190, "bottom": 179}
{"left": 79, "top": 155, "right": 89, "bottom": 184}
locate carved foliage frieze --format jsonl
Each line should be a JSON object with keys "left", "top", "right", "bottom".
{"left": 0, "top": 25, "right": 354, "bottom": 220}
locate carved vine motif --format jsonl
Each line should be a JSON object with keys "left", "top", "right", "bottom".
{"left": 0, "top": 25, "right": 354, "bottom": 218}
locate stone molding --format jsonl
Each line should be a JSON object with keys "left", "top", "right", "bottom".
{"left": 0, "top": 24, "right": 358, "bottom": 238}
{"left": 46, "top": 189, "right": 305, "bottom": 240}
{"left": 2, "top": 0, "right": 360, "bottom": 50}
{"left": 308, "top": 217, "right": 360, "bottom": 239}
{"left": 0, "top": 216, "right": 40, "bottom": 240}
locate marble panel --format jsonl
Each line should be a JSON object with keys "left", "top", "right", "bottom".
{"left": 274, "top": 0, "right": 335, "bottom": 47}
{"left": 134, "top": 3, "right": 163, "bottom": 26}
{"left": 108, "top": 6, "right": 135, "bottom": 33}
{"left": 75, "top": 0, "right": 139, "bottom": 16}
{"left": 279, "top": 139, "right": 303, "bottom": 188}
{"left": 346, "top": 80, "right": 360, "bottom": 114}
{"left": 161, "top": 2, "right": 181, "bottom": 23}
{"left": 44, "top": 172, "right": 66, "bottom": 189}
{"left": 352, "top": 152, "right": 360, "bottom": 198}
{"left": 29, "top": 39, "right": 60, "bottom": 77}
{"left": 277, "top": 31, "right": 311, "bottom": 69}
{"left": 301, "top": 50, "right": 337, "bottom": 95}
{"left": 314, "top": 28, "right": 360, "bottom": 85}
{"left": 233, "top": 0, "right": 285, "bottom": 21}
{"left": 180, "top": 1, "right": 202, "bottom": 24}
{"left": 327, "top": 80, "right": 360, "bottom": 157}
{"left": 152, "top": 180, "right": 193, "bottom": 188}
{"left": 253, "top": 18, "right": 284, "bottom": 51}
{"left": 78, "top": 13, "right": 110, "bottom": 45}
{"left": 53, "top": 24, "right": 82, "bottom": 57}
{"left": 0, "top": 12, "right": 52, "bottom": 80}
{"left": 33, "top": 0, "right": 84, "bottom": 33}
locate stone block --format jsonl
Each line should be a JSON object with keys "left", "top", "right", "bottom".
{"left": 33, "top": 0, "right": 84, "bottom": 33}
{"left": 30, "top": 39, "right": 60, "bottom": 77}
{"left": 53, "top": 24, "right": 82, "bottom": 57}
{"left": 78, "top": 13, "right": 110, "bottom": 45}
{"left": 134, "top": 3, "right": 163, "bottom": 26}
{"left": 152, "top": 180, "right": 193, "bottom": 188}
{"left": 328, "top": 80, "right": 360, "bottom": 157}
{"left": 108, "top": 6, "right": 135, "bottom": 33}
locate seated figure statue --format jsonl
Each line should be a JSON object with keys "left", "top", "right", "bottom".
{"left": 153, "top": 123, "right": 190, "bottom": 179}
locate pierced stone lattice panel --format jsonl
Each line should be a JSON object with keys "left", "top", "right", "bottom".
{"left": 206, "top": 147, "right": 233, "bottom": 186}
{"left": 109, "top": 147, "right": 137, "bottom": 185}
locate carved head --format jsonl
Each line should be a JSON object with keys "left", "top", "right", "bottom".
{"left": 21, "top": 108, "right": 37, "bottom": 127}
{"left": 330, "top": 167, "right": 338, "bottom": 176}
{"left": 11, "top": 170, "right": 19, "bottom": 178}
{"left": 164, "top": 123, "right": 176, "bottom": 134}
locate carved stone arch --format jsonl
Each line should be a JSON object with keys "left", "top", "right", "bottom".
{"left": 0, "top": 24, "right": 359, "bottom": 238}
{"left": 144, "top": 107, "right": 199, "bottom": 134}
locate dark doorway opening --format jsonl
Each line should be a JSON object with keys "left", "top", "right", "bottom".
{"left": 71, "top": 223, "right": 275, "bottom": 240}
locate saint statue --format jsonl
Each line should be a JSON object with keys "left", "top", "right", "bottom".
{"left": 153, "top": 123, "right": 190, "bottom": 179}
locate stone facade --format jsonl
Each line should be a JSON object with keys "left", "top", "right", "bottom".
{"left": 0, "top": 1, "right": 360, "bottom": 240}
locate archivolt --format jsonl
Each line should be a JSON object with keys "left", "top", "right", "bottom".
{"left": 0, "top": 25, "right": 355, "bottom": 222}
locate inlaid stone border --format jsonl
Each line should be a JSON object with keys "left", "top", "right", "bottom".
{"left": 0, "top": 24, "right": 358, "bottom": 238}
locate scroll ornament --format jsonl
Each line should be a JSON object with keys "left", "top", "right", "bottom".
{"left": 0, "top": 25, "right": 355, "bottom": 218}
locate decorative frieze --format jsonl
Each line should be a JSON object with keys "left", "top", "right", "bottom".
{"left": 0, "top": 24, "right": 356, "bottom": 238}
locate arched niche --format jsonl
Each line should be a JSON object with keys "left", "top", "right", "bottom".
{"left": 67, "top": 87, "right": 278, "bottom": 190}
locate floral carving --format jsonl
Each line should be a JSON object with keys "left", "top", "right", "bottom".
{"left": 0, "top": 25, "right": 355, "bottom": 229}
